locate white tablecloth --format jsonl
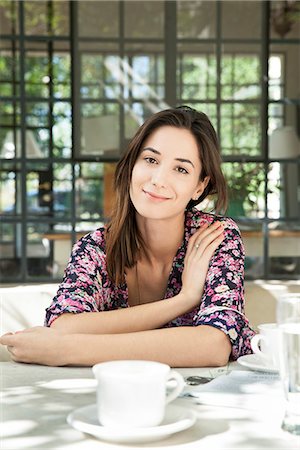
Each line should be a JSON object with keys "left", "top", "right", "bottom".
{"left": 1, "top": 361, "right": 299, "bottom": 449}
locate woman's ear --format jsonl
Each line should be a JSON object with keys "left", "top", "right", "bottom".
{"left": 192, "top": 176, "right": 210, "bottom": 200}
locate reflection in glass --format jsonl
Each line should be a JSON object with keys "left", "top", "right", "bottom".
{"left": 269, "top": 54, "right": 284, "bottom": 101}
{"left": 75, "top": 162, "right": 117, "bottom": 220}
{"left": 268, "top": 222, "right": 300, "bottom": 279}
{"left": 78, "top": 1, "right": 118, "bottom": 38}
{"left": 53, "top": 102, "right": 72, "bottom": 158}
{"left": 221, "top": 104, "right": 261, "bottom": 156}
{"left": 0, "top": 1, "right": 19, "bottom": 35}
{"left": 0, "top": 222, "right": 21, "bottom": 279}
{"left": 177, "top": 0, "right": 216, "bottom": 39}
{"left": 27, "top": 223, "right": 51, "bottom": 278}
{"left": 237, "top": 221, "right": 264, "bottom": 279}
{"left": 221, "top": 51, "right": 260, "bottom": 100}
{"left": 25, "top": 1, "right": 69, "bottom": 36}
{"left": 0, "top": 102, "right": 21, "bottom": 128}
{"left": 26, "top": 102, "right": 49, "bottom": 127}
{"left": 0, "top": 169, "right": 16, "bottom": 214}
{"left": 223, "top": 162, "right": 265, "bottom": 218}
{"left": 124, "top": 1, "right": 164, "bottom": 38}
{"left": 268, "top": 162, "right": 300, "bottom": 219}
{"left": 178, "top": 51, "right": 216, "bottom": 100}
{"left": 81, "top": 54, "right": 121, "bottom": 100}
{"left": 0, "top": 129, "right": 44, "bottom": 158}
{"left": 222, "top": 1, "right": 261, "bottom": 39}
{"left": 25, "top": 47, "right": 50, "bottom": 98}
{"left": 52, "top": 51, "right": 71, "bottom": 98}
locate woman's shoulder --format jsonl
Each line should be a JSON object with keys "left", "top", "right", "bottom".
{"left": 73, "top": 226, "right": 107, "bottom": 254}
{"left": 187, "top": 208, "right": 241, "bottom": 233}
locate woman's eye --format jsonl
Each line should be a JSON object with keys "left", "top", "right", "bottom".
{"left": 144, "top": 157, "right": 157, "bottom": 164}
{"left": 176, "top": 166, "right": 189, "bottom": 174}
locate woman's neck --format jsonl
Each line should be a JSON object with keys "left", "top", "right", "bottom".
{"left": 136, "top": 213, "right": 185, "bottom": 267}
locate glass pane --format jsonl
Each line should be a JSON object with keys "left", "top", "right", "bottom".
{"left": 124, "top": 45, "right": 165, "bottom": 100}
{"left": 238, "top": 221, "right": 264, "bottom": 279}
{"left": 0, "top": 43, "right": 20, "bottom": 96}
{"left": 52, "top": 1, "right": 70, "bottom": 36}
{"left": 80, "top": 104, "right": 121, "bottom": 158}
{"left": 81, "top": 53, "right": 121, "bottom": 100}
{"left": 124, "top": 1, "right": 164, "bottom": 38}
{"left": 78, "top": 0, "right": 119, "bottom": 38}
{"left": 44, "top": 223, "right": 73, "bottom": 278}
{"left": 26, "top": 102, "right": 49, "bottom": 127}
{"left": 268, "top": 53, "right": 284, "bottom": 101}
{"left": 26, "top": 162, "right": 73, "bottom": 218}
{"left": 223, "top": 162, "right": 265, "bottom": 219}
{"left": 177, "top": 43, "right": 216, "bottom": 100}
{"left": 53, "top": 163, "right": 72, "bottom": 217}
{"left": 222, "top": 1, "right": 261, "bottom": 39}
{"left": 220, "top": 104, "right": 261, "bottom": 156}
{"left": 53, "top": 102, "right": 72, "bottom": 158}
{"left": 75, "top": 162, "right": 103, "bottom": 220}
{"left": 0, "top": 222, "right": 21, "bottom": 280}
{"left": 0, "top": 166, "right": 18, "bottom": 214}
{"left": 25, "top": 42, "right": 50, "bottom": 98}
{"left": 177, "top": 0, "right": 216, "bottom": 39}
{"left": 75, "top": 162, "right": 117, "bottom": 220}
{"left": 0, "top": 0, "right": 19, "bottom": 35}
{"left": 268, "top": 162, "right": 300, "bottom": 219}
{"left": 26, "top": 163, "right": 51, "bottom": 215}
{"left": 268, "top": 103, "right": 299, "bottom": 155}
{"left": 53, "top": 46, "right": 71, "bottom": 99}
{"left": 25, "top": 1, "right": 69, "bottom": 36}
{"left": 2, "top": 128, "right": 49, "bottom": 159}
{"left": 221, "top": 46, "right": 261, "bottom": 101}
{"left": 25, "top": 1, "right": 48, "bottom": 36}
{"left": 27, "top": 223, "right": 52, "bottom": 278}
{"left": 0, "top": 102, "right": 21, "bottom": 128}
{"left": 269, "top": 221, "right": 300, "bottom": 279}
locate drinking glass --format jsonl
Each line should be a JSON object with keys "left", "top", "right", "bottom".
{"left": 276, "top": 293, "right": 300, "bottom": 435}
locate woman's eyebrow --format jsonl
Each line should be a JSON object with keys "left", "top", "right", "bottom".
{"left": 175, "top": 157, "right": 195, "bottom": 168}
{"left": 142, "top": 147, "right": 195, "bottom": 168}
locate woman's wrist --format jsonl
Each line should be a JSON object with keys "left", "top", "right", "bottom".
{"left": 172, "top": 291, "right": 200, "bottom": 315}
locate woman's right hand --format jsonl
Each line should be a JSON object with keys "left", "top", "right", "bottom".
{"left": 180, "top": 221, "right": 225, "bottom": 310}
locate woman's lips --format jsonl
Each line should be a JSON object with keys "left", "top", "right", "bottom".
{"left": 143, "top": 190, "right": 170, "bottom": 201}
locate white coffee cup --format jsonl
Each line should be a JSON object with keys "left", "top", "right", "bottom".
{"left": 251, "top": 323, "right": 280, "bottom": 368}
{"left": 92, "top": 360, "right": 185, "bottom": 428}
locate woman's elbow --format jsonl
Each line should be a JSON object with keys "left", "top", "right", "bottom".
{"left": 213, "top": 333, "right": 231, "bottom": 366}
{"left": 49, "top": 314, "right": 69, "bottom": 330}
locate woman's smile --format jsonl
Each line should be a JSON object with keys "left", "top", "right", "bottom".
{"left": 142, "top": 189, "right": 171, "bottom": 202}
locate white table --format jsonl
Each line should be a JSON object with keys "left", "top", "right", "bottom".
{"left": 1, "top": 361, "right": 299, "bottom": 449}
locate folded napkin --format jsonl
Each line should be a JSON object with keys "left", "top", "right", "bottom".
{"left": 183, "top": 370, "right": 284, "bottom": 412}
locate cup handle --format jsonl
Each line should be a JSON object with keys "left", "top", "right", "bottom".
{"left": 166, "top": 370, "right": 185, "bottom": 405}
{"left": 251, "top": 334, "right": 265, "bottom": 356}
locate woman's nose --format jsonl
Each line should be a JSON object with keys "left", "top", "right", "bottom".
{"left": 150, "top": 166, "right": 167, "bottom": 187}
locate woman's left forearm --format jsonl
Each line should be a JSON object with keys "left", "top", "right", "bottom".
{"left": 64, "top": 325, "right": 231, "bottom": 367}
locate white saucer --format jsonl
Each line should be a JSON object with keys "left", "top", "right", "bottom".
{"left": 237, "top": 354, "right": 279, "bottom": 374}
{"left": 67, "top": 403, "right": 197, "bottom": 444}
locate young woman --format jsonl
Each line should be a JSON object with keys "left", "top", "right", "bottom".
{"left": 0, "top": 106, "right": 255, "bottom": 366}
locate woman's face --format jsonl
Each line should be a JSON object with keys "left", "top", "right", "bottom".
{"left": 129, "top": 126, "right": 209, "bottom": 222}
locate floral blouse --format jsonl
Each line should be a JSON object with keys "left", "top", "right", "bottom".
{"left": 45, "top": 208, "right": 255, "bottom": 360}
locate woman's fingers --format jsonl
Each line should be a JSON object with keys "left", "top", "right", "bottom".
{"left": 193, "top": 225, "right": 224, "bottom": 256}
{"left": 187, "top": 221, "right": 224, "bottom": 258}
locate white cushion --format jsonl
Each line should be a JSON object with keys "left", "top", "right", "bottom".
{"left": 0, "top": 284, "right": 58, "bottom": 361}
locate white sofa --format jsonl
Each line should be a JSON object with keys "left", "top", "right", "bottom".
{"left": 0, "top": 281, "right": 299, "bottom": 362}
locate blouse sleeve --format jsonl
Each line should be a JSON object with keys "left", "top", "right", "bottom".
{"left": 193, "top": 218, "right": 255, "bottom": 360}
{"left": 44, "top": 233, "right": 105, "bottom": 327}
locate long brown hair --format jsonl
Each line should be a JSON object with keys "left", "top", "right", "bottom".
{"left": 106, "top": 106, "right": 227, "bottom": 285}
